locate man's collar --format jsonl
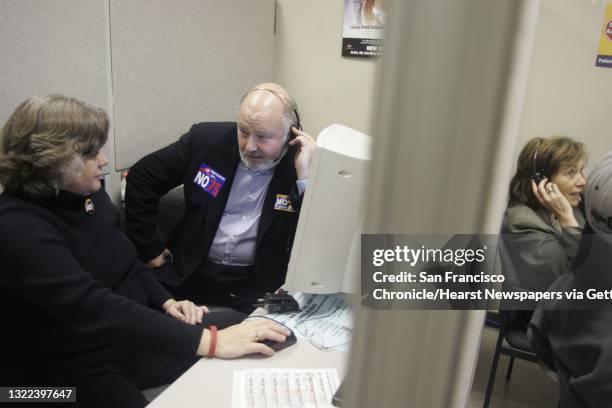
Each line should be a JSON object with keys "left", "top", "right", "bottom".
{"left": 238, "top": 161, "right": 276, "bottom": 175}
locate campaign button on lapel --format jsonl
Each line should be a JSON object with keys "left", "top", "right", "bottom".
{"left": 84, "top": 198, "right": 95, "bottom": 215}
{"left": 274, "top": 194, "right": 295, "bottom": 212}
{"left": 193, "top": 164, "right": 226, "bottom": 197}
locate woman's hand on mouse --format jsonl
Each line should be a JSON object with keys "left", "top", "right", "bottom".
{"left": 197, "top": 318, "right": 290, "bottom": 358}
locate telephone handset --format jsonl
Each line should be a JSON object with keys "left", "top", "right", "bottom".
{"left": 532, "top": 148, "right": 549, "bottom": 184}
{"left": 273, "top": 109, "right": 302, "bottom": 163}
{"left": 533, "top": 169, "right": 548, "bottom": 184}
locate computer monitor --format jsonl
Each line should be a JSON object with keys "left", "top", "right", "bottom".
{"left": 282, "top": 124, "right": 372, "bottom": 294}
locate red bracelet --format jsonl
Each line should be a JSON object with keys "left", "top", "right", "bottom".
{"left": 207, "top": 325, "right": 218, "bottom": 358}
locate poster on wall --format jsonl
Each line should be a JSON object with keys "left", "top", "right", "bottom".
{"left": 595, "top": 3, "right": 612, "bottom": 68}
{"left": 342, "top": 0, "right": 385, "bottom": 58}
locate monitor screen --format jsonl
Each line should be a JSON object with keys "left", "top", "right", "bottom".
{"left": 283, "top": 124, "right": 372, "bottom": 294}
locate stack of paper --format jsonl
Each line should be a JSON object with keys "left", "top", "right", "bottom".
{"left": 232, "top": 368, "right": 340, "bottom": 408}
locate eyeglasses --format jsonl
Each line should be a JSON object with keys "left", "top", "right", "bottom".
{"left": 293, "top": 313, "right": 352, "bottom": 351}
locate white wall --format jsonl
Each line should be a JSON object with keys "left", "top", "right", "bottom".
{"left": 273, "top": 0, "right": 612, "bottom": 177}
{"left": 518, "top": 0, "right": 612, "bottom": 168}
{"left": 273, "top": 0, "right": 379, "bottom": 138}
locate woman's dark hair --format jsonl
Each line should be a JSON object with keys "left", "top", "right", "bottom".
{"left": 0, "top": 95, "right": 108, "bottom": 199}
{"left": 508, "top": 136, "right": 586, "bottom": 208}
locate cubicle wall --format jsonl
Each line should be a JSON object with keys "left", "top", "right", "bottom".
{"left": 109, "top": 0, "right": 275, "bottom": 169}
{"left": 0, "top": 0, "right": 275, "bottom": 201}
{"left": 0, "top": 0, "right": 111, "bottom": 156}
{"left": 346, "top": 1, "right": 540, "bottom": 407}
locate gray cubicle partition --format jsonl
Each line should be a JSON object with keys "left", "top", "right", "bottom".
{"left": 109, "top": 0, "right": 275, "bottom": 169}
{"left": 0, "top": 0, "right": 110, "bottom": 152}
{"left": 1, "top": 0, "right": 275, "bottom": 200}
{"left": 347, "top": 1, "right": 540, "bottom": 407}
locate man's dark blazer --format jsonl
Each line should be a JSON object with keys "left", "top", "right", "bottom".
{"left": 125, "top": 122, "right": 301, "bottom": 297}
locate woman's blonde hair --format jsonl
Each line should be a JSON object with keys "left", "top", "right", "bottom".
{"left": 509, "top": 136, "right": 586, "bottom": 208}
{"left": 0, "top": 95, "right": 108, "bottom": 199}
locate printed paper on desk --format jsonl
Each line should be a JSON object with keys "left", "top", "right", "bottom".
{"left": 232, "top": 368, "right": 339, "bottom": 408}
{"left": 254, "top": 292, "right": 354, "bottom": 352}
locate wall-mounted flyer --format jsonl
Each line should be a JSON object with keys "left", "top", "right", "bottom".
{"left": 596, "top": 3, "right": 612, "bottom": 68}
{"left": 342, "top": 0, "right": 385, "bottom": 58}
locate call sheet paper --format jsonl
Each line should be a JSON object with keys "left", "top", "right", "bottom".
{"left": 232, "top": 368, "right": 339, "bottom": 408}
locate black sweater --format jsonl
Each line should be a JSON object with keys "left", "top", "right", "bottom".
{"left": 0, "top": 189, "right": 203, "bottom": 385}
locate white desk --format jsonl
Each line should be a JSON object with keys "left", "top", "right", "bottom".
{"left": 148, "top": 339, "right": 348, "bottom": 407}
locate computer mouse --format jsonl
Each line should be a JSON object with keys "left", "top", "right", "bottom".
{"left": 259, "top": 329, "right": 297, "bottom": 352}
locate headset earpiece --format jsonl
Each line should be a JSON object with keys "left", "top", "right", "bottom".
{"left": 532, "top": 141, "right": 550, "bottom": 183}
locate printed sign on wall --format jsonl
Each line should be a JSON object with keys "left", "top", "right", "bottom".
{"left": 596, "top": 3, "right": 612, "bottom": 68}
{"left": 342, "top": 0, "right": 385, "bottom": 58}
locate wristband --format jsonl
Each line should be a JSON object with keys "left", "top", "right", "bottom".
{"left": 207, "top": 325, "right": 218, "bottom": 358}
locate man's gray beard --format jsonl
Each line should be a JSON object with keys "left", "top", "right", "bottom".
{"left": 239, "top": 149, "right": 284, "bottom": 171}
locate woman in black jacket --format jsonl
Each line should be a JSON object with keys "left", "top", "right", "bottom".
{"left": 0, "top": 95, "right": 289, "bottom": 407}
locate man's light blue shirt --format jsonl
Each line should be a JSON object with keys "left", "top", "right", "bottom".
{"left": 208, "top": 162, "right": 306, "bottom": 266}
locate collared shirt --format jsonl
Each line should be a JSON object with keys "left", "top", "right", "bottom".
{"left": 207, "top": 162, "right": 307, "bottom": 266}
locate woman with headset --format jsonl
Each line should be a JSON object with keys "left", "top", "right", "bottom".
{"left": 501, "top": 136, "right": 587, "bottom": 327}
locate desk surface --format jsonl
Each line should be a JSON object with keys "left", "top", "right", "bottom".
{"left": 148, "top": 339, "right": 348, "bottom": 407}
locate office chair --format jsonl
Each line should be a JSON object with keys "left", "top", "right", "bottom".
{"left": 482, "top": 242, "right": 539, "bottom": 408}
{"left": 482, "top": 310, "right": 538, "bottom": 408}
{"left": 156, "top": 185, "right": 185, "bottom": 242}
{"left": 485, "top": 311, "right": 501, "bottom": 329}
{"left": 121, "top": 184, "right": 185, "bottom": 240}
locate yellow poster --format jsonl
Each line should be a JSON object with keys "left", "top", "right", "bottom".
{"left": 596, "top": 3, "right": 612, "bottom": 68}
